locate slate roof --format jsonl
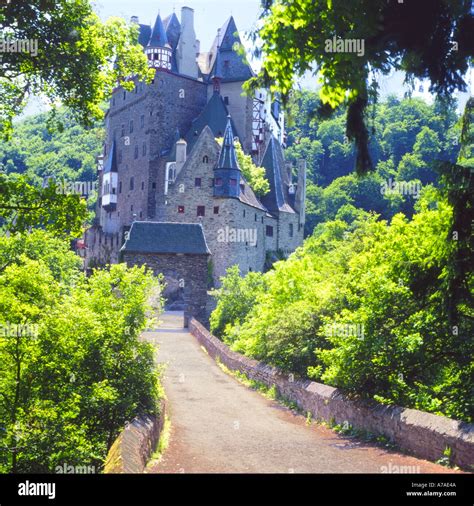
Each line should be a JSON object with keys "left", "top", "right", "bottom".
{"left": 207, "top": 17, "right": 254, "bottom": 83}
{"left": 238, "top": 178, "right": 267, "bottom": 212}
{"left": 216, "top": 118, "right": 240, "bottom": 171}
{"left": 103, "top": 140, "right": 118, "bottom": 173}
{"left": 260, "top": 137, "right": 295, "bottom": 214}
{"left": 121, "top": 222, "right": 211, "bottom": 255}
{"left": 185, "top": 93, "right": 240, "bottom": 151}
{"left": 164, "top": 13, "right": 181, "bottom": 73}
{"left": 138, "top": 24, "right": 152, "bottom": 48}
{"left": 148, "top": 14, "right": 170, "bottom": 48}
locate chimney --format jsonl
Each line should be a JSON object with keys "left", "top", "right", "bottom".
{"left": 177, "top": 7, "right": 198, "bottom": 78}
{"left": 176, "top": 138, "right": 187, "bottom": 165}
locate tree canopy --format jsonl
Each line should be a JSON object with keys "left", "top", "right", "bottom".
{"left": 0, "top": 0, "right": 153, "bottom": 137}
{"left": 249, "top": 0, "right": 473, "bottom": 173}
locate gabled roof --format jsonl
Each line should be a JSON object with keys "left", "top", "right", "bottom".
{"left": 121, "top": 222, "right": 211, "bottom": 255}
{"left": 207, "top": 17, "right": 254, "bottom": 83}
{"left": 148, "top": 14, "right": 170, "bottom": 48}
{"left": 260, "top": 137, "right": 295, "bottom": 214}
{"left": 103, "top": 140, "right": 118, "bottom": 174}
{"left": 185, "top": 93, "right": 240, "bottom": 151}
{"left": 216, "top": 117, "right": 240, "bottom": 171}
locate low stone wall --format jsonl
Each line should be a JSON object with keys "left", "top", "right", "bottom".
{"left": 104, "top": 399, "right": 166, "bottom": 473}
{"left": 189, "top": 318, "right": 474, "bottom": 470}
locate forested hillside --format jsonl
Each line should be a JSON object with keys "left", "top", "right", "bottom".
{"left": 285, "top": 92, "right": 463, "bottom": 234}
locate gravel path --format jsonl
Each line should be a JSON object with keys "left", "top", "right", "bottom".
{"left": 145, "top": 312, "right": 455, "bottom": 474}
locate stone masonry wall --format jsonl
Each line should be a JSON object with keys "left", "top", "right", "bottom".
{"left": 123, "top": 252, "right": 209, "bottom": 325}
{"left": 104, "top": 399, "right": 166, "bottom": 474}
{"left": 189, "top": 318, "right": 474, "bottom": 470}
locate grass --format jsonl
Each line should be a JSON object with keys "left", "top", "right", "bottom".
{"left": 146, "top": 414, "right": 171, "bottom": 470}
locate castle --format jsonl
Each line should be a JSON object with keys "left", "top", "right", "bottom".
{"left": 84, "top": 7, "right": 306, "bottom": 322}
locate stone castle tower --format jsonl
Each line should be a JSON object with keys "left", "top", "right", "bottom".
{"left": 84, "top": 7, "right": 306, "bottom": 318}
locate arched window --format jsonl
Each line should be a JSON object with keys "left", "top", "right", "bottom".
{"left": 203, "top": 155, "right": 209, "bottom": 163}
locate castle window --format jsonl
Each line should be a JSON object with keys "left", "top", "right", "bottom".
{"left": 261, "top": 217, "right": 264, "bottom": 223}
{"left": 134, "top": 146, "right": 138, "bottom": 159}
{"left": 240, "top": 183, "right": 245, "bottom": 193}
{"left": 266, "top": 225, "right": 274, "bottom": 237}
{"left": 140, "top": 115, "right": 145, "bottom": 128}
{"left": 123, "top": 91, "right": 126, "bottom": 100}
{"left": 112, "top": 97, "right": 115, "bottom": 106}
{"left": 224, "top": 96, "right": 229, "bottom": 105}
{"left": 197, "top": 206, "right": 205, "bottom": 217}
{"left": 195, "top": 177, "right": 202, "bottom": 188}
{"left": 129, "top": 177, "right": 134, "bottom": 191}
{"left": 142, "top": 143, "right": 147, "bottom": 156}
{"left": 130, "top": 120, "right": 134, "bottom": 133}
{"left": 213, "top": 206, "right": 219, "bottom": 214}
{"left": 141, "top": 181, "right": 145, "bottom": 191}
{"left": 229, "top": 178, "right": 237, "bottom": 187}
{"left": 243, "top": 210, "right": 246, "bottom": 217}
{"left": 224, "top": 60, "right": 230, "bottom": 67}
{"left": 139, "top": 211, "right": 142, "bottom": 218}
{"left": 119, "top": 181, "right": 122, "bottom": 194}
{"left": 152, "top": 183, "right": 156, "bottom": 190}
{"left": 121, "top": 124, "right": 125, "bottom": 137}
{"left": 203, "top": 155, "right": 209, "bottom": 163}
{"left": 289, "top": 223, "right": 294, "bottom": 238}
{"left": 255, "top": 214, "right": 257, "bottom": 221}
{"left": 131, "top": 205, "right": 133, "bottom": 212}
{"left": 215, "top": 177, "right": 223, "bottom": 187}
{"left": 178, "top": 206, "right": 185, "bottom": 214}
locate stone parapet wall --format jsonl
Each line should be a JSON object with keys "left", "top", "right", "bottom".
{"left": 189, "top": 318, "right": 474, "bottom": 470}
{"left": 104, "top": 399, "right": 166, "bottom": 474}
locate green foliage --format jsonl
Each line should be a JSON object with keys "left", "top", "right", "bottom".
{"left": 0, "top": 173, "right": 88, "bottom": 237}
{"left": 0, "top": 231, "right": 162, "bottom": 472}
{"left": 210, "top": 265, "right": 267, "bottom": 339}
{"left": 247, "top": 0, "right": 472, "bottom": 173}
{"left": 285, "top": 92, "right": 461, "bottom": 236}
{"left": 0, "top": 0, "right": 154, "bottom": 137}
{"left": 211, "top": 191, "right": 473, "bottom": 422}
{"left": 0, "top": 109, "right": 104, "bottom": 184}
{"left": 216, "top": 138, "right": 270, "bottom": 196}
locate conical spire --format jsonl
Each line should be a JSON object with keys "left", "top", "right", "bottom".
{"left": 148, "top": 14, "right": 169, "bottom": 47}
{"left": 217, "top": 117, "right": 240, "bottom": 171}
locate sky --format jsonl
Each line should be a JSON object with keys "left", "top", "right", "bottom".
{"left": 21, "top": 0, "right": 472, "bottom": 117}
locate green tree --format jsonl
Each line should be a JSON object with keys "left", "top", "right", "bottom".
{"left": 0, "top": 0, "right": 154, "bottom": 137}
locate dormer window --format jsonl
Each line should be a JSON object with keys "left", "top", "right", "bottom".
{"left": 215, "top": 177, "right": 223, "bottom": 187}
{"left": 229, "top": 178, "right": 237, "bottom": 187}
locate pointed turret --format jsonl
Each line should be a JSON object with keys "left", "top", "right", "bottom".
{"left": 213, "top": 117, "right": 241, "bottom": 198}
{"left": 260, "top": 137, "right": 294, "bottom": 214}
{"left": 146, "top": 14, "right": 172, "bottom": 71}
